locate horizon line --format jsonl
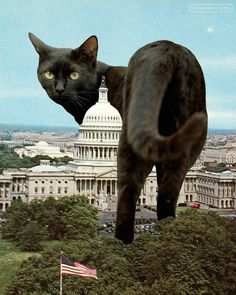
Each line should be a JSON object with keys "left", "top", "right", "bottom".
{"left": 0, "top": 122, "right": 235, "bottom": 132}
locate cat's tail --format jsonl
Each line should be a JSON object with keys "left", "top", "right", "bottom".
{"left": 126, "top": 58, "right": 207, "bottom": 163}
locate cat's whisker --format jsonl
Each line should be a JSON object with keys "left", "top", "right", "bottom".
{"left": 77, "top": 90, "right": 98, "bottom": 94}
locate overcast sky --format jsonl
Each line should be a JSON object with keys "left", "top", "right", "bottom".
{"left": 0, "top": 0, "right": 235, "bottom": 129}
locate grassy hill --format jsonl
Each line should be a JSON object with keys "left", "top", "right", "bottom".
{"left": 0, "top": 236, "right": 34, "bottom": 294}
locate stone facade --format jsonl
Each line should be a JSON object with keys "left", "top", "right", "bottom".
{"left": 179, "top": 168, "right": 236, "bottom": 209}
{"left": 0, "top": 163, "right": 157, "bottom": 212}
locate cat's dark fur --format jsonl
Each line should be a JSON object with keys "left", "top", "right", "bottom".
{"left": 28, "top": 33, "right": 110, "bottom": 124}
{"left": 29, "top": 34, "right": 207, "bottom": 244}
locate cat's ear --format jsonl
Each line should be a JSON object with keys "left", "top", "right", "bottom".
{"left": 28, "top": 32, "right": 53, "bottom": 57}
{"left": 71, "top": 36, "right": 98, "bottom": 66}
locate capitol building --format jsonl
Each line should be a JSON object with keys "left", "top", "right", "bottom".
{"left": 1, "top": 81, "right": 236, "bottom": 212}
{"left": 0, "top": 80, "right": 157, "bottom": 212}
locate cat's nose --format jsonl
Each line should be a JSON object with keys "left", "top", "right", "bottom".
{"left": 55, "top": 89, "right": 65, "bottom": 95}
{"left": 55, "top": 81, "right": 65, "bottom": 95}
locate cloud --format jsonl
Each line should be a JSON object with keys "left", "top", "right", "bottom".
{"left": 0, "top": 87, "right": 43, "bottom": 99}
{"left": 208, "top": 110, "right": 236, "bottom": 128}
{"left": 204, "top": 94, "right": 236, "bottom": 128}
{"left": 206, "top": 26, "right": 214, "bottom": 33}
{"left": 208, "top": 110, "right": 235, "bottom": 120}
{"left": 208, "top": 110, "right": 236, "bottom": 129}
{"left": 207, "top": 94, "right": 235, "bottom": 107}
{"left": 199, "top": 56, "right": 236, "bottom": 71}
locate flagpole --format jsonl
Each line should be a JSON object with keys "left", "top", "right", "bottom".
{"left": 60, "top": 251, "right": 63, "bottom": 295}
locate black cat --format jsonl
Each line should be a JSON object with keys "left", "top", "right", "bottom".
{"left": 29, "top": 33, "right": 109, "bottom": 124}
{"left": 29, "top": 34, "right": 207, "bottom": 244}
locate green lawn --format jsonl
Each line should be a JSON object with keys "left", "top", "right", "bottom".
{"left": 0, "top": 236, "right": 35, "bottom": 294}
{"left": 0, "top": 236, "right": 63, "bottom": 294}
{"left": 176, "top": 207, "right": 188, "bottom": 213}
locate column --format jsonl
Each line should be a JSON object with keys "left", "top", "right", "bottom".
{"left": 106, "top": 180, "right": 109, "bottom": 194}
{"left": 97, "top": 180, "right": 101, "bottom": 194}
{"left": 77, "top": 180, "right": 80, "bottom": 193}
{"left": 2, "top": 183, "right": 6, "bottom": 198}
{"left": 85, "top": 179, "right": 88, "bottom": 196}
{"left": 80, "top": 180, "right": 82, "bottom": 193}
{"left": 115, "top": 180, "right": 117, "bottom": 195}
{"left": 21, "top": 179, "right": 24, "bottom": 192}
{"left": 74, "top": 180, "right": 78, "bottom": 194}
{"left": 100, "top": 147, "right": 103, "bottom": 160}
{"left": 112, "top": 180, "right": 115, "bottom": 194}
{"left": 94, "top": 180, "right": 97, "bottom": 195}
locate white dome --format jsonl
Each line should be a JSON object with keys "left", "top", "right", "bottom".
{"left": 82, "top": 84, "right": 122, "bottom": 128}
{"left": 73, "top": 79, "right": 122, "bottom": 164}
{"left": 36, "top": 141, "right": 49, "bottom": 147}
{"left": 29, "top": 165, "right": 61, "bottom": 172}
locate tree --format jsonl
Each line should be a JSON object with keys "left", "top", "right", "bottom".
{"left": 4, "top": 210, "right": 236, "bottom": 295}
{"left": 1, "top": 199, "right": 30, "bottom": 241}
{"left": 18, "top": 221, "right": 46, "bottom": 251}
{"left": 0, "top": 143, "right": 72, "bottom": 169}
{"left": 1, "top": 196, "right": 100, "bottom": 248}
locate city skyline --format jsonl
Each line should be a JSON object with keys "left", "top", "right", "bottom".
{"left": 0, "top": 0, "right": 235, "bottom": 129}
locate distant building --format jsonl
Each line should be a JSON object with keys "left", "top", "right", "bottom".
{"left": 202, "top": 146, "right": 236, "bottom": 165}
{"left": 0, "top": 140, "right": 23, "bottom": 149}
{"left": 179, "top": 167, "right": 236, "bottom": 209}
{"left": 14, "top": 141, "right": 73, "bottom": 158}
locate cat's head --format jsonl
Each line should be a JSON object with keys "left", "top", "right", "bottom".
{"left": 29, "top": 33, "right": 102, "bottom": 124}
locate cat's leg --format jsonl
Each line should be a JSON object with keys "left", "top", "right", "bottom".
{"left": 156, "top": 159, "right": 189, "bottom": 220}
{"left": 115, "top": 131, "right": 153, "bottom": 244}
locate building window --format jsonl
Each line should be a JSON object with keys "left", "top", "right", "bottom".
{"left": 64, "top": 187, "right": 68, "bottom": 194}
{"left": 49, "top": 186, "right": 53, "bottom": 194}
{"left": 35, "top": 187, "right": 38, "bottom": 194}
{"left": 58, "top": 187, "right": 61, "bottom": 194}
{"left": 41, "top": 187, "right": 45, "bottom": 194}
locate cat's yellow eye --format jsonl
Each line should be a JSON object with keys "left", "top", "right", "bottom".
{"left": 69, "top": 72, "right": 80, "bottom": 80}
{"left": 44, "top": 71, "right": 54, "bottom": 80}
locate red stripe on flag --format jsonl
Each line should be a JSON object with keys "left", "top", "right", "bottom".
{"left": 61, "top": 263, "right": 97, "bottom": 279}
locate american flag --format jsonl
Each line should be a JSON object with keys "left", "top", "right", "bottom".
{"left": 60, "top": 254, "right": 97, "bottom": 279}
